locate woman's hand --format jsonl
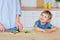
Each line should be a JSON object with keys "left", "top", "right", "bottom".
{"left": 16, "top": 22, "right": 23, "bottom": 32}
{"left": 0, "top": 24, "right": 5, "bottom": 31}
{"left": 16, "top": 14, "right": 23, "bottom": 32}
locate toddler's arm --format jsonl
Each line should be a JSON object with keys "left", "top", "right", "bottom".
{"left": 45, "top": 26, "right": 57, "bottom": 33}
{"left": 34, "top": 25, "right": 45, "bottom": 32}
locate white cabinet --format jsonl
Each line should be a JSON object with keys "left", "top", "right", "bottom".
{"left": 51, "top": 11, "right": 60, "bottom": 28}
{"left": 21, "top": 0, "right": 36, "bottom": 7}
{"left": 21, "top": 11, "right": 34, "bottom": 30}
{"left": 21, "top": 11, "right": 60, "bottom": 30}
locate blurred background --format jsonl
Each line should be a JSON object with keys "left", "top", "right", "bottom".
{"left": 20, "top": 0, "right": 60, "bottom": 30}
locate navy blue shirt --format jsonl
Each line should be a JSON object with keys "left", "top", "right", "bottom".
{"left": 35, "top": 20, "right": 52, "bottom": 29}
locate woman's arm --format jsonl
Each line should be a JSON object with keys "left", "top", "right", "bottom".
{"left": 16, "top": 14, "right": 20, "bottom": 22}
{"left": 0, "top": 24, "right": 5, "bottom": 31}
{"left": 16, "top": 14, "right": 23, "bottom": 32}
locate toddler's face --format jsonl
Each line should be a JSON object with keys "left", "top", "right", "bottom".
{"left": 40, "top": 13, "right": 50, "bottom": 23}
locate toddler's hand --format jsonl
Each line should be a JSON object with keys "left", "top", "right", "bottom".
{"left": 45, "top": 29, "right": 52, "bottom": 33}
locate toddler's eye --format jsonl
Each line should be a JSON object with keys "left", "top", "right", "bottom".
{"left": 45, "top": 16, "right": 47, "bottom": 18}
{"left": 41, "top": 14, "right": 43, "bottom": 16}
